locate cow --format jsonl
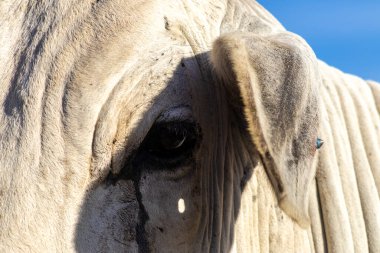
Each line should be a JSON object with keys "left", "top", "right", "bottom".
{"left": 1, "top": 0, "right": 379, "bottom": 252}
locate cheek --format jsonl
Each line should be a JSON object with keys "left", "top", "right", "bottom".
{"left": 75, "top": 180, "right": 140, "bottom": 252}
{"left": 139, "top": 167, "right": 202, "bottom": 250}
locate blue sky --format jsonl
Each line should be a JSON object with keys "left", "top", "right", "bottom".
{"left": 258, "top": 1, "right": 380, "bottom": 81}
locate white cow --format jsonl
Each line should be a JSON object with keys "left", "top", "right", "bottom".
{"left": 0, "top": 0, "right": 379, "bottom": 252}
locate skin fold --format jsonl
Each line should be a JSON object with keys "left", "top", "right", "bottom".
{"left": 0, "top": 0, "right": 379, "bottom": 252}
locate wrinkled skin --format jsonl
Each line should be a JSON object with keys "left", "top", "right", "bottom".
{"left": 1, "top": 1, "right": 380, "bottom": 253}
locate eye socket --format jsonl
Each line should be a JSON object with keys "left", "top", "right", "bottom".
{"left": 135, "top": 121, "right": 200, "bottom": 169}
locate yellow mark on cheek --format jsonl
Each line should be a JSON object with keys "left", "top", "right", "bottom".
{"left": 178, "top": 198, "right": 185, "bottom": 213}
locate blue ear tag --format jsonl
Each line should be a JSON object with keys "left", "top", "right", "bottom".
{"left": 316, "top": 138, "right": 324, "bottom": 149}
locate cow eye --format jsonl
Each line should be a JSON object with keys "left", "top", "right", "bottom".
{"left": 136, "top": 121, "right": 199, "bottom": 169}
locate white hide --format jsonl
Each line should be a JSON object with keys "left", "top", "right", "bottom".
{"left": 0, "top": 1, "right": 379, "bottom": 252}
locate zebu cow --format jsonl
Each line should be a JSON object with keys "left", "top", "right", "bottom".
{"left": 1, "top": 0, "right": 379, "bottom": 252}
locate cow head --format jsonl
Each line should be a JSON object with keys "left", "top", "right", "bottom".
{"left": 0, "top": 1, "right": 321, "bottom": 252}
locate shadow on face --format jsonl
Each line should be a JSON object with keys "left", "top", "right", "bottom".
{"left": 74, "top": 53, "right": 258, "bottom": 253}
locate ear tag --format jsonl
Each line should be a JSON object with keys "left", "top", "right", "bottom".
{"left": 316, "top": 138, "right": 324, "bottom": 149}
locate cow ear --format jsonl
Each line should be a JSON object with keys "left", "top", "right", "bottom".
{"left": 211, "top": 32, "right": 321, "bottom": 228}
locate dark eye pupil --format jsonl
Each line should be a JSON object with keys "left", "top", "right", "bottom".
{"left": 154, "top": 129, "right": 186, "bottom": 151}
{"left": 137, "top": 121, "right": 199, "bottom": 168}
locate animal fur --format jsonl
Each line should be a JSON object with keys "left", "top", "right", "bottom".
{"left": 0, "top": 0, "right": 379, "bottom": 252}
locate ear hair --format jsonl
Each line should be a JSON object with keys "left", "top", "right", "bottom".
{"left": 211, "top": 32, "right": 321, "bottom": 227}
{"left": 212, "top": 34, "right": 269, "bottom": 155}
